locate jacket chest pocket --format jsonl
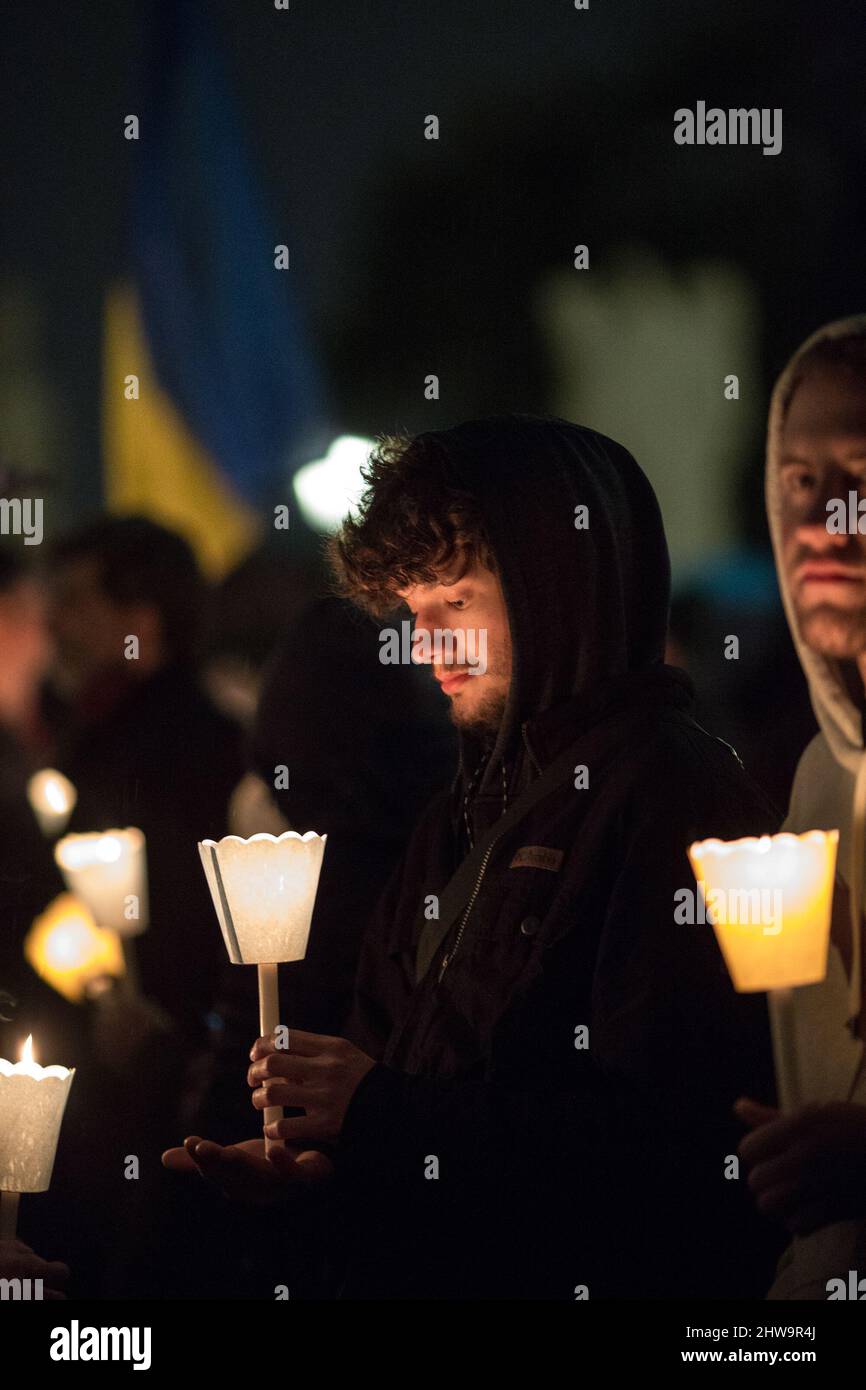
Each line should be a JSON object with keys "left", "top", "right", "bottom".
{"left": 467, "top": 863, "right": 560, "bottom": 944}
{"left": 445, "top": 865, "right": 560, "bottom": 1032}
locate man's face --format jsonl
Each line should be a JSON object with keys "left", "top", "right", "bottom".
{"left": 398, "top": 556, "right": 512, "bottom": 737}
{"left": 0, "top": 578, "right": 50, "bottom": 705}
{"left": 49, "top": 557, "right": 137, "bottom": 692}
{"left": 778, "top": 362, "right": 866, "bottom": 659}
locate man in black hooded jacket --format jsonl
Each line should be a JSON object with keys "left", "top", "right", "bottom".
{"left": 166, "top": 415, "right": 783, "bottom": 1300}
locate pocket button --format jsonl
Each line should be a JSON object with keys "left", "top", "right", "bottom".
{"left": 519, "top": 915, "right": 541, "bottom": 937}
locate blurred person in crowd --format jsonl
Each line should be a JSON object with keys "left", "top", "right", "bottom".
{"left": 666, "top": 563, "right": 816, "bottom": 811}
{"left": 166, "top": 416, "right": 783, "bottom": 1300}
{"left": 0, "top": 548, "right": 77, "bottom": 1064}
{"left": 199, "top": 545, "right": 326, "bottom": 728}
{"left": 0, "top": 545, "right": 51, "bottom": 751}
{"left": 46, "top": 516, "right": 243, "bottom": 1045}
{"left": 41, "top": 516, "right": 244, "bottom": 1297}
{"left": 739, "top": 319, "right": 866, "bottom": 1297}
{"left": 250, "top": 595, "right": 456, "bottom": 1033}
{"left": 0, "top": 550, "right": 91, "bottom": 1294}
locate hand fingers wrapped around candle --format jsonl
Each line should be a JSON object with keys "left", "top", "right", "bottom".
{"left": 249, "top": 1029, "right": 336, "bottom": 1061}
{"left": 248, "top": 1051, "right": 323, "bottom": 1104}
{"left": 737, "top": 1105, "right": 816, "bottom": 1166}
{"left": 247, "top": 1031, "right": 377, "bottom": 1142}
{"left": 739, "top": 1107, "right": 825, "bottom": 1222}
{"left": 248, "top": 1055, "right": 333, "bottom": 1140}
{"left": 738, "top": 1101, "right": 866, "bottom": 1231}
{"left": 248, "top": 1050, "right": 325, "bottom": 1080}
{"left": 733, "top": 1097, "right": 779, "bottom": 1131}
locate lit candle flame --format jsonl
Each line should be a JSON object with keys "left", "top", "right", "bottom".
{"left": 1, "top": 1031, "right": 71, "bottom": 1083}
{"left": 44, "top": 777, "right": 68, "bottom": 813}
{"left": 26, "top": 769, "right": 77, "bottom": 837}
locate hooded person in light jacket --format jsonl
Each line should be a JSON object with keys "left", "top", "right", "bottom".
{"left": 739, "top": 318, "right": 866, "bottom": 1299}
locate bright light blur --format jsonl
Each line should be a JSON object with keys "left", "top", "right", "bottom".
{"left": 55, "top": 834, "right": 125, "bottom": 870}
{"left": 688, "top": 829, "right": 839, "bottom": 991}
{"left": 27, "top": 769, "right": 77, "bottom": 838}
{"left": 25, "top": 893, "right": 125, "bottom": 1003}
{"left": 292, "top": 435, "right": 373, "bottom": 531}
{"left": 54, "top": 829, "right": 148, "bottom": 935}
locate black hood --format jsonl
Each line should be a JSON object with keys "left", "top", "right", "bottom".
{"left": 415, "top": 414, "right": 672, "bottom": 794}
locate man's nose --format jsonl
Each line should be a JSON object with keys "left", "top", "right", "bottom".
{"left": 795, "top": 477, "right": 858, "bottom": 550}
{"left": 411, "top": 614, "right": 436, "bottom": 665}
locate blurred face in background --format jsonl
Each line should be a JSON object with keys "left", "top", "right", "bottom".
{"left": 779, "top": 360, "right": 866, "bottom": 660}
{"left": 0, "top": 575, "right": 50, "bottom": 728}
{"left": 49, "top": 557, "right": 162, "bottom": 695}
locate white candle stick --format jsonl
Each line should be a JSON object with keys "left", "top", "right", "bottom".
{"left": 257, "top": 963, "right": 283, "bottom": 1154}
{"left": 0, "top": 1190, "right": 19, "bottom": 1241}
{"left": 768, "top": 987, "right": 800, "bottom": 1111}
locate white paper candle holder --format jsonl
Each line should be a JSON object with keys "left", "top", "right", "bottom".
{"left": 198, "top": 831, "right": 327, "bottom": 965}
{"left": 688, "top": 829, "right": 839, "bottom": 1111}
{"left": 0, "top": 1039, "right": 75, "bottom": 1193}
{"left": 54, "top": 828, "right": 148, "bottom": 938}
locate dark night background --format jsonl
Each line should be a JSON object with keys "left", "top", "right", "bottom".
{"left": 0, "top": 0, "right": 864, "bottom": 795}
{"left": 2, "top": 0, "right": 862, "bottom": 519}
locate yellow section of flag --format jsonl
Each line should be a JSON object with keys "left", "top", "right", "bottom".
{"left": 102, "top": 283, "right": 260, "bottom": 578}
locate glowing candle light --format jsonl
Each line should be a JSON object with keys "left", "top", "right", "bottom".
{"left": 25, "top": 893, "right": 125, "bottom": 1003}
{"left": 198, "top": 831, "right": 327, "bottom": 1151}
{"left": 688, "top": 829, "right": 839, "bottom": 1109}
{"left": 0, "top": 1035, "right": 75, "bottom": 1240}
{"left": 54, "top": 829, "right": 148, "bottom": 937}
{"left": 27, "top": 769, "right": 77, "bottom": 839}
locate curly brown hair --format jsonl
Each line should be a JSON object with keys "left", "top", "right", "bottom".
{"left": 327, "top": 432, "right": 495, "bottom": 617}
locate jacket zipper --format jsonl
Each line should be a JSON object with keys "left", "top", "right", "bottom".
{"left": 437, "top": 835, "right": 498, "bottom": 983}
{"left": 438, "top": 722, "right": 536, "bottom": 984}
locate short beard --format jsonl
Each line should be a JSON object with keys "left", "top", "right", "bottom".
{"left": 798, "top": 604, "right": 866, "bottom": 660}
{"left": 450, "top": 683, "right": 508, "bottom": 739}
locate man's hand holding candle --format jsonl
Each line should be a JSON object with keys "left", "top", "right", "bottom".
{"left": 248, "top": 1029, "right": 377, "bottom": 1143}
{"left": 162, "top": 1028, "right": 375, "bottom": 1203}
{"left": 736, "top": 1097, "right": 866, "bottom": 1234}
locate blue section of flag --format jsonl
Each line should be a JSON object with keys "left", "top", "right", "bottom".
{"left": 131, "top": 0, "right": 327, "bottom": 508}
{"left": 675, "top": 549, "right": 780, "bottom": 611}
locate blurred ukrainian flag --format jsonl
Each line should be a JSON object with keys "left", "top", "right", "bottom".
{"left": 103, "top": 0, "right": 326, "bottom": 578}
